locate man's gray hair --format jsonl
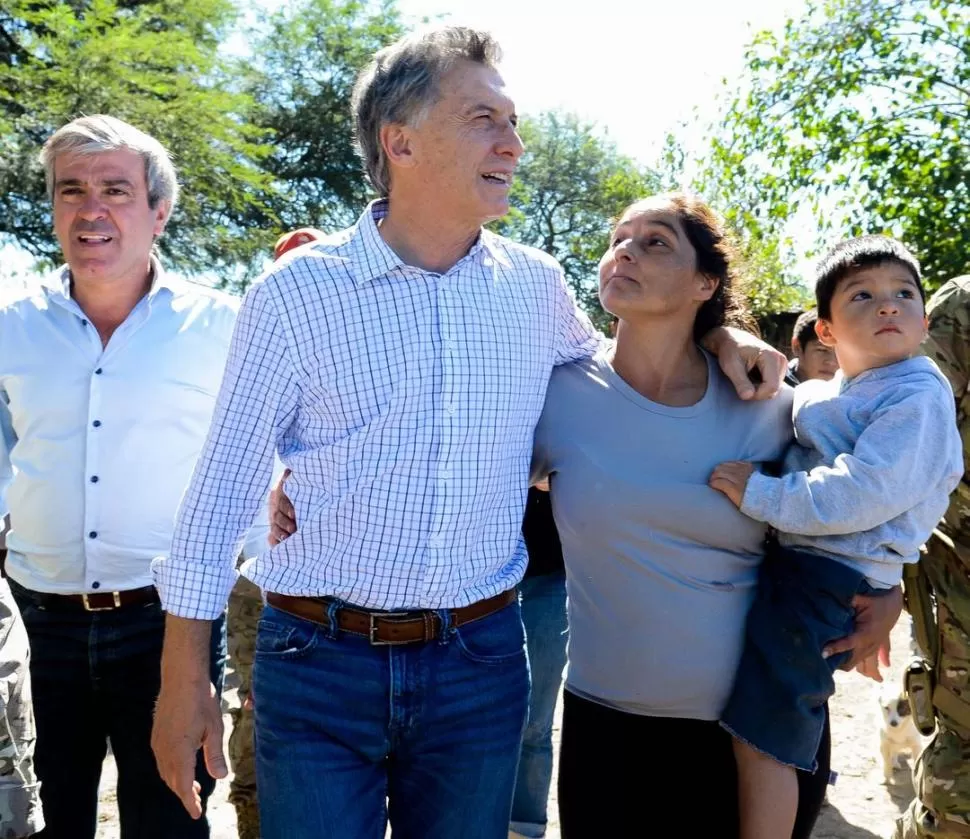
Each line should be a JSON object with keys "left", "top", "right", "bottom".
{"left": 39, "top": 115, "right": 179, "bottom": 212}
{"left": 351, "top": 26, "right": 502, "bottom": 197}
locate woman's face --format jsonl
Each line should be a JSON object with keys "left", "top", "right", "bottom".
{"left": 598, "top": 200, "right": 716, "bottom": 322}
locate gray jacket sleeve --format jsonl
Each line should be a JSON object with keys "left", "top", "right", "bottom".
{"left": 741, "top": 385, "right": 959, "bottom": 536}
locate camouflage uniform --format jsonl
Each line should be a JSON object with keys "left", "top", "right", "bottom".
{"left": 896, "top": 277, "right": 970, "bottom": 838}
{"left": 227, "top": 574, "right": 262, "bottom": 839}
{"left": 0, "top": 576, "right": 43, "bottom": 838}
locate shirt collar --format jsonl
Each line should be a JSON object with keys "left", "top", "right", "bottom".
{"left": 351, "top": 198, "right": 511, "bottom": 284}
{"left": 41, "top": 254, "right": 177, "bottom": 303}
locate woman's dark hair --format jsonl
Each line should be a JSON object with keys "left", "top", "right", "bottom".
{"left": 620, "top": 193, "right": 756, "bottom": 341}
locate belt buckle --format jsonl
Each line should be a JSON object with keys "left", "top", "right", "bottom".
{"left": 82, "top": 592, "right": 121, "bottom": 612}
{"left": 368, "top": 611, "right": 415, "bottom": 646}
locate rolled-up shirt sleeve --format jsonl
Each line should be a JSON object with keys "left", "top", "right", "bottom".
{"left": 153, "top": 282, "right": 300, "bottom": 619}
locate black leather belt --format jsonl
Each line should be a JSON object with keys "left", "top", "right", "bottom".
{"left": 16, "top": 584, "right": 160, "bottom": 612}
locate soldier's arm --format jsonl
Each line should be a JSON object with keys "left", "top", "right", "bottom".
{"left": 0, "top": 583, "right": 45, "bottom": 837}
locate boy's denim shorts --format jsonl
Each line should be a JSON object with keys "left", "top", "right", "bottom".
{"left": 720, "top": 544, "right": 887, "bottom": 772}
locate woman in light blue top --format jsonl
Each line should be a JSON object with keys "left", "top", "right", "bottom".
{"left": 531, "top": 193, "right": 900, "bottom": 838}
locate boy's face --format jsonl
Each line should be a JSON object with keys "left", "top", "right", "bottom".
{"left": 816, "top": 263, "right": 927, "bottom": 379}
{"left": 793, "top": 337, "right": 839, "bottom": 381}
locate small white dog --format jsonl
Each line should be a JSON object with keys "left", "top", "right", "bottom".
{"left": 878, "top": 683, "right": 925, "bottom": 784}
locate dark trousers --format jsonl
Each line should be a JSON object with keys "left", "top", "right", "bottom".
{"left": 557, "top": 690, "right": 830, "bottom": 838}
{"left": 10, "top": 580, "right": 227, "bottom": 839}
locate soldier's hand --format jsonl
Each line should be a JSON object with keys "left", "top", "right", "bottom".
{"left": 268, "top": 468, "right": 297, "bottom": 546}
{"left": 823, "top": 585, "right": 902, "bottom": 675}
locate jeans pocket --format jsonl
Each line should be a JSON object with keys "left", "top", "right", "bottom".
{"left": 453, "top": 605, "right": 526, "bottom": 666}
{"left": 255, "top": 617, "right": 319, "bottom": 660}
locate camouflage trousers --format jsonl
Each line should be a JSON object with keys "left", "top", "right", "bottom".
{"left": 228, "top": 576, "right": 262, "bottom": 839}
{"left": 895, "top": 537, "right": 970, "bottom": 838}
{"left": 0, "top": 576, "right": 44, "bottom": 839}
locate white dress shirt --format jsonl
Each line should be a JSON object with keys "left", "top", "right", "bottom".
{"left": 153, "top": 200, "right": 601, "bottom": 619}
{"left": 0, "top": 258, "right": 266, "bottom": 594}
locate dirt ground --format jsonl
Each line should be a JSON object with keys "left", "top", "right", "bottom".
{"left": 95, "top": 615, "right": 921, "bottom": 838}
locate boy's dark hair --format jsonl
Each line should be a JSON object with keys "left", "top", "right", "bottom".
{"left": 814, "top": 235, "right": 924, "bottom": 320}
{"left": 792, "top": 309, "right": 820, "bottom": 351}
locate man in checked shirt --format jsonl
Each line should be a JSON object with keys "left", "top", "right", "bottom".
{"left": 151, "top": 26, "right": 785, "bottom": 839}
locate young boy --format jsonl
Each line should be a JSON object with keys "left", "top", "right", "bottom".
{"left": 709, "top": 235, "right": 964, "bottom": 839}
{"left": 786, "top": 308, "right": 839, "bottom": 386}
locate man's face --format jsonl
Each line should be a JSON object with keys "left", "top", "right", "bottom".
{"left": 52, "top": 148, "right": 169, "bottom": 288}
{"left": 816, "top": 264, "right": 927, "bottom": 379}
{"left": 402, "top": 60, "right": 524, "bottom": 228}
{"left": 793, "top": 337, "right": 838, "bottom": 381}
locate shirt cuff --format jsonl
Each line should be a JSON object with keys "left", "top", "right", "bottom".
{"left": 151, "top": 555, "right": 237, "bottom": 620}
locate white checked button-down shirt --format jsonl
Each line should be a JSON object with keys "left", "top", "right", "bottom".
{"left": 0, "top": 259, "right": 265, "bottom": 594}
{"left": 154, "top": 200, "right": 601, "bottom": 619}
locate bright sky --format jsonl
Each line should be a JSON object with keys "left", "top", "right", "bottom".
{"left": 1, "top": 0, "right": 812, "bottom": 289}
{"left": 395, "top": 0, "right": 808, "bottom": 165}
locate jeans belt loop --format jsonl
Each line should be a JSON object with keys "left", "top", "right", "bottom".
{"left": 437, "top": 607, "right": 454, "bottom": 645}
{"left": 325, "top": 599, "right": 341, "bottom": 641}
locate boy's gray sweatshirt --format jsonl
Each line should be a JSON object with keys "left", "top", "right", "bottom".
{"left": 742, "top": 356, "right": 963, "bottom": 587}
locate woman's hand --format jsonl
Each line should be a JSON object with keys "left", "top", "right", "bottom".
{"left": 267, "top": 468, "right": 297, "bottom": 546}
{"left": 709, "top": 461, "right": 755, "bottom": 508}
{"left": 823, "top": 586, "right": 902, "bottom": 680}
{"left": 701, "top": 326, "right": 786, "bottom": 401}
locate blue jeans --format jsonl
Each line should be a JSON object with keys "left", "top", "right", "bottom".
{"left": 10, "top": 580, "right": 226, "bottom": 839}
{"left": 253, "top": 598, "right": 530, "bottom": 839}
{"left": 510, "top": 571, "right": 568, "bottom": 838}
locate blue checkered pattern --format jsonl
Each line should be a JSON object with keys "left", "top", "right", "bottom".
{"left": 153, "top": 201, "right": 600, "bottom": 618}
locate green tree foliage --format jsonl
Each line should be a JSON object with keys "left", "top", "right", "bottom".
{"left": 493, "top": 111, "right": 660, "bottom": 332}
{"left": 0, "top": 0, "right": 276, "bottom": 275}
{"left": 707, "top": 0, "right": 970, "bottom": 291}
{"left": 245, "top": 0, "right": 404, "bottom": 237}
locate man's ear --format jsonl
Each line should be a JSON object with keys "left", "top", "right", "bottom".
{"left": 815, "top": 317, "right": 836, "bottom": 348}
{"left": 380, "top": 123, "right": 416, "bottom": 170}
{"left": 152, "top": 200, "right": 171, "bottom": 237}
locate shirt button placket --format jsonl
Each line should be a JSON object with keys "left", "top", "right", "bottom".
{"left": 84, "top": 360, "right": 105, "bottom": 589}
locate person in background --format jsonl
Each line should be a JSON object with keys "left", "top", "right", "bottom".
{"left": 785, "top": 308, "right": 839, "bottom": 386}
{"left": 0, "top": 557, "right": 44, "bottom": 838}
{"left": 226, "top": 225, "right": 326, "bottom": 839}
{"left": 510, "top": 484, "right": 567, "bottom": 839}
{"left": 895, "top": 274, "right": 970, "bottom": 839}
{"left": 0, "top": 115, "right": 265, "bottom": 839}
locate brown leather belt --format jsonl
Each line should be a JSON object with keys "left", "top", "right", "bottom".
{"left": 265, "top": 589, "right": 516, "bottom": 645}
{"left": 22, "top": 585, "right": 160, "bottom": 612}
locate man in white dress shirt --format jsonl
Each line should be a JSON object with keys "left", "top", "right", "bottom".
{"left": 0, "top": 115, "right": 256, "bottom": 838}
